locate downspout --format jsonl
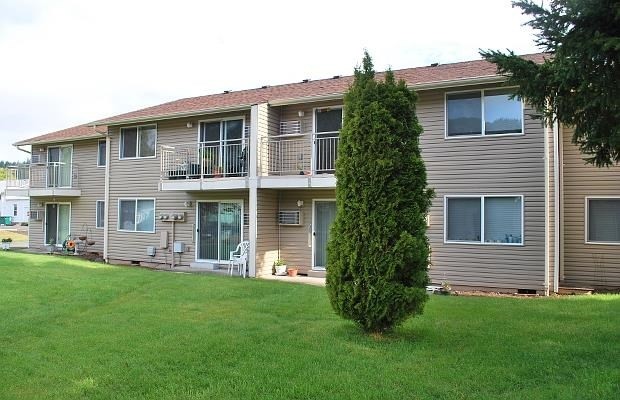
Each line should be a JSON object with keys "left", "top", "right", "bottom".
{"left": 544, "top": 119, "right": 550, "bottom": 296}
{"left": 100, "top": 127, "right": 111, "bottom": 263}
{"left": 553, "top": 120, "right": 560, "bottom": 292}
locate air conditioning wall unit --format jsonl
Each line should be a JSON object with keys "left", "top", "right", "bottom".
{"left": 278, "top": 210, "right": 302, "bottom": 226}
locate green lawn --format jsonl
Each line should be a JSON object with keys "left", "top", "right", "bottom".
{"left": 0, "top": 253, "right": 618, "bottom": 400}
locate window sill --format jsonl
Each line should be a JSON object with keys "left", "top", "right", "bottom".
{"left": 444, "top": 132, "right": 525, "bottom": 140}
{"left": 584, "top": 240, "right": 620, "bottom": 246}
{"left": 444, "top": 240, "right": 524, "bottom": 247}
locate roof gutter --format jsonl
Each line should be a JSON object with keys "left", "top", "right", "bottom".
{"left": 268, "top": 75, "right": 507, "bottom": 107}
{"left": 410, "top": 75, "right": 506, "bottom": 91}
{"left": 90, "top": 104, "right": 255, "bottom": 127}
{"left": 14, "top": 145, "right": 31, "bottom": 155}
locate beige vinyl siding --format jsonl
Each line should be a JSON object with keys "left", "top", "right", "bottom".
{"left": 561, "top": 126, "right": 620, "bottom": 288}
{"left": 69, "top": 140, "right": 105, "bottom": 253}
{"left": 107, "top": 111, "right": 250, "bottom": 267}
{"left": 276, "top": 189, "right": 335, "bottom": 275}
{"left": 547, "top": 124, "right": 556, "bottom": 291}
{"left": 419, "top": 87, "right": 547, "bottom": 291}
{"left": 256, "top": 189, "right": 278, "bottom": 276}
{"left": 27, "top": 140, "right": 105, "bottom": 253}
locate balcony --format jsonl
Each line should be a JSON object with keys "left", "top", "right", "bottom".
{"left": 4, "top": 163, "right": 80, "bottom": 197}
{"left": 258, "top": 133, "right": 339, "bottom": 188}
{"left": 5, "top": 166, "right": 29, "bottom": 196}
{"left": 160, "top": 139, "right": 249, "bottom": 191}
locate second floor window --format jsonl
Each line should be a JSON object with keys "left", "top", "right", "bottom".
{"left": 120, "top": 125, "right": 157, "bottom": 159}
{"left": 446, "top": 89, "right": 522, "bottom": 137}
{"left": 98, "top": 140, "right": 106, "bottom": 166}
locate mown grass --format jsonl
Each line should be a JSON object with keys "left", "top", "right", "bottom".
{"left": 0, "top": 230, "right": 28, "bottom": 242}
{"left": 0, "top": 252, "right": 618, "bottom": 399}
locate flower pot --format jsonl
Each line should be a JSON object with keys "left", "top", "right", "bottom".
{"left": 287, "top": 268, "right": 298, "bottom": 277}
{"left": 78, "top": 236, "right": 87, "bottom": 241}
{"left": 275, "top": 265, "right": 287, "bottom": 276}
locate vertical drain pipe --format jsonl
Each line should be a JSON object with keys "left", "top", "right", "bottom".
{"left": 553, "top": 121, "right": 560, "bottom": 292}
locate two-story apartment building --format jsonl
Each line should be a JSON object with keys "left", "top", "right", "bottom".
{"left": 10, "top": 53, "right": 620, "bottom": 293}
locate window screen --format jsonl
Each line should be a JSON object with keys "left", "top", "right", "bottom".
{"left": 484, "top": 197, "right": 522, "bottom": 244}
{"left": 588, "top": 199, "right": 620, "bottom": 242}
{"left": 447, "top": 92, "right": 482, "bottom": 136}
{"left": 447, "top": 197, "right": 481, "bottom": 242}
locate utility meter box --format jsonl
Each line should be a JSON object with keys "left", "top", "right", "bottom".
{"left": 173, "top": 241, "right": 185, "bottom": 253}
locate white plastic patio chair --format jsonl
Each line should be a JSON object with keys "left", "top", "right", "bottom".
{"left": 228, "top": 240, "right": 250, "bottom": 278}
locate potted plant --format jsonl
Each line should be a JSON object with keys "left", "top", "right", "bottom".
{"left": 273, "top": 259, "right": 287, "bottom": 276}
{"left": 287, "top": 266, "right": 299, "bottom": 277}
{"left": 1, "top": 238, "right": 12, "bottom": 250}
{"left": 47, "top": 238, "right": 56, "bottom": 254}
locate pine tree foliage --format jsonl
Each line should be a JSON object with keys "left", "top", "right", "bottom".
{"left": 326, "top": 52, "right": 433, "bottom": 334}
{"left": 481, "top": 0, "right": 620, "bottom": 167}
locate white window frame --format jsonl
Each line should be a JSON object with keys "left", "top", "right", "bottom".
{"left": 119, "top": 124, "right": 158, "bottom": 160}
{"left": 312, "top": 106, "right": 344, "bottom": 135}
{"left": 584, "top": 196, "right": 620, "bottom": 245}
{"left": 97, "top": 139, "right": 107, "bottom": 167}
{"left": 117, "top": 198, "right": 156, "bottom": 233}
{"left": 312, "top": 106, "right": 343, "bottom": 174}
{"left": 96, "top": 200, "right": 105, "bottom": 229}
{"left": 444, "top": 87, "right": 525, "bottom": 139}
{"left": 196, "top": 116, "right": 246, "bottom": 143}
{"left": 443, "top": 194, "right": 524, "bottom": 246}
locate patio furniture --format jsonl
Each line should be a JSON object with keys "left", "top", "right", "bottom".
{"left": 228, "top": 240, "right": 250, "bottom": 278}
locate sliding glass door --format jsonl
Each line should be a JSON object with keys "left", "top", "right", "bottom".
{"left": 197, "top": 201, "right": 242, "bottom": 262}
{"left": 198, "top": 119, "right": 245, "bottom": 176}
{"left": 45, "top": 203, "right": 71, "bottom": 245}
{"left": 47, "top": 146, "right": 72, "bottom": 187}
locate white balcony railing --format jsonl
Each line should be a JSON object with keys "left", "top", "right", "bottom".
{"left": 5, "top": 166, "right": 29, "bottom": 188}
{"left": 33, "top": 163, "right": 78, "bottom": 188}
{"left": 161, "top": 139, "right": 249, "bottom": 180}
{"left": 4, "top": 163, "right": 77, "bottom": 189}
{"left": 259, "top": 133, "right": 339, "bottom": 176}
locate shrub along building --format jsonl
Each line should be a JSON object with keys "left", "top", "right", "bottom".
{"left": 7, "top": 53, "right": 620, "bottom": 293}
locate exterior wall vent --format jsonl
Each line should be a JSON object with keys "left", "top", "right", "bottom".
{"left": 278, "top": 210, "right": 302, "bottom": 226}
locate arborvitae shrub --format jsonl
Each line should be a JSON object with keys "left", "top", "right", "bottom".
{"left": 326, "top": 52, "right": 434, "bottom": 333}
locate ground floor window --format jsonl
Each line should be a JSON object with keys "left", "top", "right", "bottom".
{"left": 445, "top": 195, "right": 523, "bottom": 245}
{"left": 118, "top": 199, "right": 155, "bottom": 233}
{"left": 587, "top": 198, "right": 620, "bottom": 243}
{"left": 197, "top": 201, "right": 242, "bottom": 262}
{"left": 96, "top": 200, "right": 105, "bottom": 229}
{"left": 13, "top": 204, "right": 17, "bottom": 217}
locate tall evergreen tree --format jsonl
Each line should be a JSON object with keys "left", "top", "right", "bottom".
{"left": 326, "top": 52, "right": 433, "bottom": 334}
{"left": 481, "top": 0, "right": 620, "bottom": 167}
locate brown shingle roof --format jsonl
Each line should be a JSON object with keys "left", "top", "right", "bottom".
{"left": 14, "top": 53, "right": 547, "bottom": 145}
{"left": 92, "top": 53, "right": 546, "bottom": 126}
{"left": 14, "top": 124, "right": 107, "bottom": 146}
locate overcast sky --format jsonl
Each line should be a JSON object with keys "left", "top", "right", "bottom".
{"left": 0, "top": 0, "right": 539, "bottom": 161}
